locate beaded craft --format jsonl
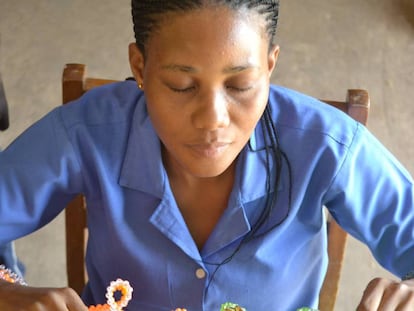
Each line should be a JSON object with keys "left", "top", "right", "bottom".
{"left": 0, "top": 265, "right": 132, "bottom": 311}
{"left": 0, "top": 264, "right": 27, "bottom": 285}
{"left": 89, "top": 279, "right": 133, "bottom": 311}
{"left": 172, "top": 302, "right": 245, "bottom": 311}
{"left": 220, "top": 302, "right": 246, "bottom": 311}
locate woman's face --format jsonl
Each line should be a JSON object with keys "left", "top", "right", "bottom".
{"left": 129, "top": 6, "right": 279, "bottom": 179}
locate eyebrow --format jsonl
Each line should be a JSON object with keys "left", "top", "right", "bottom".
{"left": 222, "top": 64, "right": 260, "bottom": 74}
{"left": 160, "top": 64, "right": 197, "bottom": 73}
{"left": 160, "top": 63, "right": 260, "bottom": 74}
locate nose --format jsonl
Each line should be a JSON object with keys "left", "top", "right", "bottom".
{"left": 191, "top": 90, "right": 230, "bottom": 130}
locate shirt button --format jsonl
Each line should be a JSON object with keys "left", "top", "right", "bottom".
{"left": 195, "top": 268, "right": 206, "bottom": 279}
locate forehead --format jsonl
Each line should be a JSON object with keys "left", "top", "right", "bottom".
{"left": 156, "top": 4, "right": 266, "bottom": 27}
{"left": 145, "top": 6, "right": 269, "bottom": 63}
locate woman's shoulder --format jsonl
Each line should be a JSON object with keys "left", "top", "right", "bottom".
{"left": 268, "top": 84, "right": 348, "bottom": 120}
{"left": 268, "top": 84, "right": 359, "bottom": 146}
{"left": 59, "top": 80, "right": 145, "bottom": 129}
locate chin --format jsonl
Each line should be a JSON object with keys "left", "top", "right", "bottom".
{"left": 187, "top": 160, "right": 234, "bottom": 179}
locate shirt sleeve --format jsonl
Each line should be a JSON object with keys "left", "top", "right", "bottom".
{"left": 324, "top": 123, "right": 414, "bottom": 278}
{"left": 0, "top": 108, "right": 84, "bottom": 243}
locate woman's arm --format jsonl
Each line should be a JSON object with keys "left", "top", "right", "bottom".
{"left": 0, "top": 108, "right": 84, "bottom": 244}
{"left": 325, "top": 124, "right": 414, "bottom": 309}
{"left": 325, "top": 124, "right": 414, "bottom": 277}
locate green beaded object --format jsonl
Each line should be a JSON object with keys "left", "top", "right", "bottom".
{"left": 296, "top": 308, "right": 319, "bottom": 311}
{"left": 220, "top": 302, "right": 246, "bottom": 311}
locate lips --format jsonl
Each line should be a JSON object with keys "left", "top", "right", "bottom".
{"left": 187, "top": 141, "right": 231, "bottom": 158}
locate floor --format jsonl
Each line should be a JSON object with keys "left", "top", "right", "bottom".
{"left": 0, "top": 1, "right": 413, "bottom": 310}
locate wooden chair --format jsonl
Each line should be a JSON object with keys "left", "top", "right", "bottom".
{"left": 0, "top": 70, "right": 9, "bottom": 131}
{"left": 62, "top": 63, "right": 370, "bottom": 311}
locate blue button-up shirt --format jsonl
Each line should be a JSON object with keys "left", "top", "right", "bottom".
{"left": 1, "top": 82, "right": 413, "bottom": 310}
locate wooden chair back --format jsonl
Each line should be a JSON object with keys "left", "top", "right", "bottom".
{"left": 0, "top": 70, "right": 9, "bottom": 131}
{"left": 62, "top": 63, "right": 369, "bottom": 311}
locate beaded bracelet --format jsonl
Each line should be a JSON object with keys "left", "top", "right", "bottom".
{"left": 0, "top": 264, "right": 27, "bottom": 285}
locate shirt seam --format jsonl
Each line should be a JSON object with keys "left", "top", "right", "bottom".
{"left": 57, "top": 107, "right": 87, "bottom": 191}
{"left": 277, "top": 121, "right": 355, "bottom": 147}
{"left": 323, "top": 122, "right": 361, "bottom": 198}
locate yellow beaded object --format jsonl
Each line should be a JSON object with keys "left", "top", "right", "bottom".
{"left": 88, "top": 279, "right": 133, "bottom": 311}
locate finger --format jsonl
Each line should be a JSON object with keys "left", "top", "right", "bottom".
{"left": 0, "top": 283, "right": 87, "bottom": 311}
{"left": 399, "top": 295, "right": 414, "bottom": 311}
{"left": 379, "top": 282, "right": 414, "bottom": 311}
{"left": 395, "top": 295, "right": 414, "bottom": 311}
{"left": 36, "top": 287, "right": 87, "bottom": 311}
{"left": 356, "top": 278, "right": 389, "bottom": 311}
{"left": 57, "top": 287, "right": 88, "bottom": 311}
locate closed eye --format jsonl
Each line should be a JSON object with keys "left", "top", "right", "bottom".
{"left": 170, "top": 86, "right": 196, "bottom": 93}
{"left": 227, "top": 85, "right": 253, "bottom": 92}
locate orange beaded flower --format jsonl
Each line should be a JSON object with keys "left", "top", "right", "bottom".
{"left": 88, "top": 279, "right": 133, "bottom": 311}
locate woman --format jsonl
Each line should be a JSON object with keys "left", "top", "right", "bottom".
{"left": 0, "top": 1, "right": 413, "bottom": 310}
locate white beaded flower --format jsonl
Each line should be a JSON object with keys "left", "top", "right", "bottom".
{"left": 105, "top": 278, "right": 133, "bottom": 311}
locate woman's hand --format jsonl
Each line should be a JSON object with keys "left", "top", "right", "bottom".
{"left": 357, "top": 277, "right": 414, "bottom": 310}
{"left": 0, "top": 280, "right": 88, "bottom": 311}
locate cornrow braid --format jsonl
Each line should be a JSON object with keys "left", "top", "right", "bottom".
{"left": 131, "top": 0, "right": 279, "bottom": 55}
{"left": 131, "top": 1, "right": 201, "bottom": 54}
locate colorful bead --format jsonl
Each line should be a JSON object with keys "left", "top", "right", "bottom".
{"left": 88, "top": 304, "right": 111, "bottom": 311}
{"left": 220, "top": 302, "right": 246, "bottom": 311}
{"left": 1, "top": 265, "right": 131, "bottom": 311}
{"left": 88, "top": 278, "right": 133, "bottom": 311}
{"left": 0, "top": 264, "right": 27, "bottom": 286}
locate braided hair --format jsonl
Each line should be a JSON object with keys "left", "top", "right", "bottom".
{"left": 130, "top": 0, "right": 291, "bottom": 282}
{"left": 131, "top": 0, "right": 279, "bottom": 56}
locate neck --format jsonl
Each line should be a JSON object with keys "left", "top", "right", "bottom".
{"left": 162, "top": 148, "right": 237, "bottom": 190}
{"left": 162, "top": 150, "right": 237, "bottom": 249}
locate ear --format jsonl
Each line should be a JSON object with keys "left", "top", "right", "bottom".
{"left": 128, "top": 42, "right": 145, "bottom": 85}
{"left": 267, "top": 45, "right": 280, "bottom": 77}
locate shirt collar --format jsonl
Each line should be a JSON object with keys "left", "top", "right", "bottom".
{"left": 118, "top": 94, "right": 167, "bottom": 197}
